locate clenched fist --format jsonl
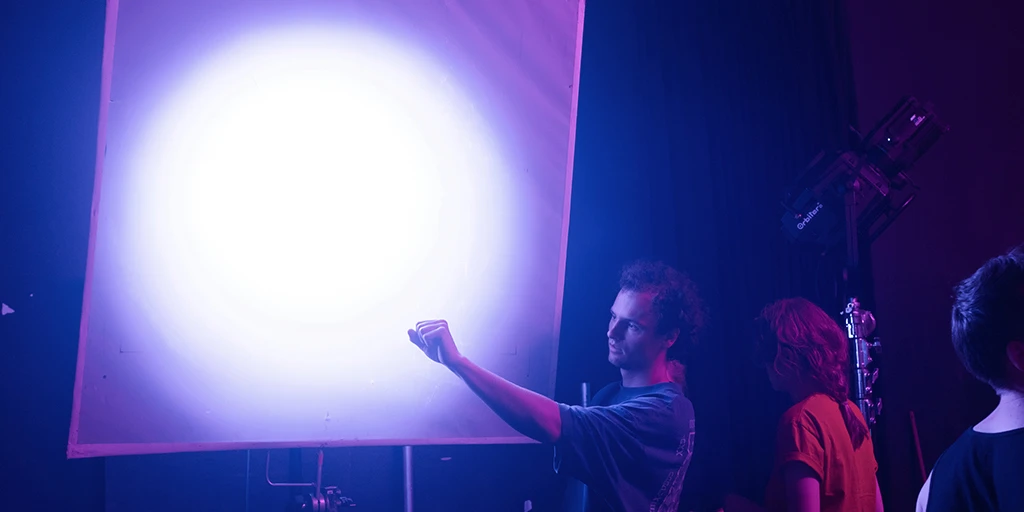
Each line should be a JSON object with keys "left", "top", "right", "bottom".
{"left": 407, "top": 319, "right": 463, "bottom": 367}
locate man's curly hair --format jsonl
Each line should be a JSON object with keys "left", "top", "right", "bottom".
{"left": 619, "top": 260, "right": 707, "bottom": 362}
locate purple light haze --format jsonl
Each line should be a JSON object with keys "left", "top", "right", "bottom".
{"left": 69, "top": 0, "right": 584, "bottom": 457}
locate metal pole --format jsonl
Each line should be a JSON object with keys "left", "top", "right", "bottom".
{"left": 315, "top": 449, "right": 324, "bottom": 497}
{"left": 579, "top": 383, "right": 589, "bottom": 512}
{"left": 844, "top": 297, "right": 879, "bottom": 428}
{"left": 403, "top": 445, "right": 414, "bottom": 512}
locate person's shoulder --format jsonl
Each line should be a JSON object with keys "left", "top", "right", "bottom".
{"left": 778, "top": 394, "right": 834, "bottom": 429}
{"left": 616, "top": 383, "right": 690, "bottom": 412}
{"left": 645, "top": 383, "right": 694, "bottom": 419}
{"left": 933, "top": 426, "right": 1003, "bottom": 468}
{"left": 648, "top": 381, "right": 684, "bottom": 398}
{"left": 930, "top": 429, "right": 968, "bottom": 472}
{"left": 925, "top": 427, "right": 1000, "bottom": 509}
{"left": 627, "top": 384, "right": 694, "bottom": 435}
{"left": 638, "top": 382, "right": 688, "bottom": 405}
{"left": 662, "top": 383, "right": 692, "bottom": 408}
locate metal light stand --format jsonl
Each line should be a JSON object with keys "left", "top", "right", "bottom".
{"left": 267, "top": 449, "right": 356, "bottom": 511}
{"left": 265, "top": 445, "right": 413, "bottom": 511}
{"left": 780, "top": 96, "right": 947, "bottom": 440}
{"left": 841, "top": 185, "right": 881, "bottom": 429}
{"left": 843, "top": 297, "right": 881, "bottom": 428}
{"left": 403, "top": 446, "right": 413, "bottom": 512}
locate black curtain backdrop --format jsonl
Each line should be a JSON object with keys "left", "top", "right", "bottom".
{"left": 0, "top": 2, "right": 108, "bottom": 511}
{"left": 1, "top": 1, "right": 863, "bottom": 510}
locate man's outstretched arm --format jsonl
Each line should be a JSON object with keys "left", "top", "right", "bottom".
{"left": 408, "top": 320, "right": 562, "bottom": 444}
{"left": 447, "top": 356, "right": 562, "bottom": 443}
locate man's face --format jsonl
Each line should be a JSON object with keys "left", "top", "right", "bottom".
{"left": 607, "top": 289, "right": 674, "bottom": 370}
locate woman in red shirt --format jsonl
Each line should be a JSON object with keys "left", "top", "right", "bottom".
{"left": 750, "top": 297, "right": 883, "bottom": 512}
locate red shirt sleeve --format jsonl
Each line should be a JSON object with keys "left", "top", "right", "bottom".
{"left": 775, "top": 411, "right": 825, "bottom": 480}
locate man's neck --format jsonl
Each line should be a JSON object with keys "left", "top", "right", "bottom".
{"left": 975, "top": 388, "right": 1024, "bottom": 433}
{"left": 620, "top": 364, "right": 671, "bottom": 388}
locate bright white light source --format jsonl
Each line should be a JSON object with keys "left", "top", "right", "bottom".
{"left": 120, "top": 25, "right": 513, "bottom": 425}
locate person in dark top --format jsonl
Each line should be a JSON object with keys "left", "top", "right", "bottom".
{"left": 407, "top": 260, "right": 704, "bottom": 512}
{"left": 916, "top": 246, "right": 1024, "bottom": 512}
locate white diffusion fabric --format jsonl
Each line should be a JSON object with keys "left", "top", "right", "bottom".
{"left": 69, "top": 0, "right": 584, "bottom": 457}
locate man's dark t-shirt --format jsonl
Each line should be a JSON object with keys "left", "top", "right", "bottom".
{"left": 925, "top": 426, "right": 1024, "bottom": 511}
{"left": 554, "top": 382, "right": 696, "bottom": 512}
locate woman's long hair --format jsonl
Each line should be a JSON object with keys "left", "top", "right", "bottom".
{"left": 754, "top": 297, "right": 869, "bottom": 449}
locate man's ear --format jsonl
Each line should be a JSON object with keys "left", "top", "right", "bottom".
{"left": 664, "top": 328, "right": 680, "bottom": 349}
{"left": 1007, "top": 340, "right": 1024, "bottom": 373}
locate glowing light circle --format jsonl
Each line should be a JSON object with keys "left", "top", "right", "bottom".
{"left": 123, "top": 25, "right": 513, "bottom": 416}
